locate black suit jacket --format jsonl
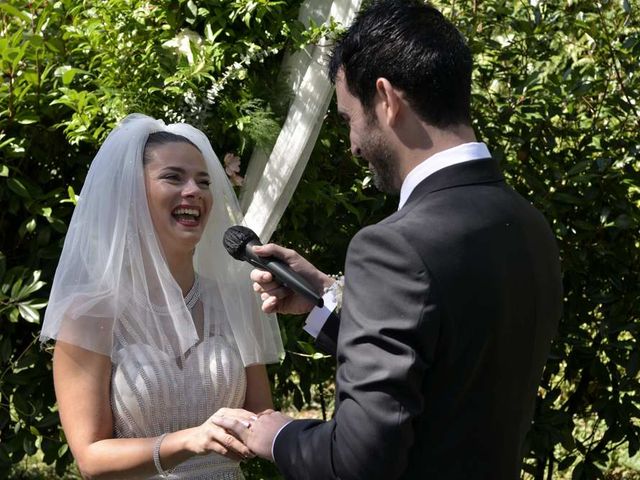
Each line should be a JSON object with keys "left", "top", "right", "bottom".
{"left": 274, "top": 158, "right": 562, "bottom": 480}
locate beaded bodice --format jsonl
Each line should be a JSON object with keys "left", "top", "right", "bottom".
{"left": 110, "top": 280, "right": 246, "bottom": 479}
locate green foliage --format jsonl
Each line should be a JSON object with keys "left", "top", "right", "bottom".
{"left": 448, "top": 1, "right": 639, "bottom": 478}
{"left": 0, "top": 0, "right": 638, "bottom": 479}
{"left": 0, "top": 0, "right": 309, "bottom": 477}
{"left": 275, "top": 1, "right": 640, "bottom": 479}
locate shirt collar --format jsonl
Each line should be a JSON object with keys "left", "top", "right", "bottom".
{"left": 398, "top": 142, "right": 491, "bottom": 210}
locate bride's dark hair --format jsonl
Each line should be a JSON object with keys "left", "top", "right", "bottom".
{"left": 143, "top": 131, "right": 201, "bottom": 165}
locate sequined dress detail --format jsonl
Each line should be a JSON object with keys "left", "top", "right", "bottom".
{"left": 111, "top": 279, "right": 247, "bottom": 479}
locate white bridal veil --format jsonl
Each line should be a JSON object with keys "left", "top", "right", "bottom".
{"left": 40, "top": 114, "right": 283, "bottom": 365}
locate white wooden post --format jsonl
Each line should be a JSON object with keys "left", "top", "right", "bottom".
{"left": 239, "top": 0, "right": 362, "bottom": 242}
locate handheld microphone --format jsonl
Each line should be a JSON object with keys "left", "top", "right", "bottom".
{"left": 223, "top": 225, "right": 324, "bottom": 308}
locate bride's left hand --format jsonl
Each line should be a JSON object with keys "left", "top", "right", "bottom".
{"left": 212, "top": 408, "right": 293, "bottom": 461}
{"left": 182, "top": 408, "right": 255, "bottom": 461}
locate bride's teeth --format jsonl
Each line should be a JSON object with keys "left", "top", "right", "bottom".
{"left": 173, "top": 208, "right": 200, "bottom": 217}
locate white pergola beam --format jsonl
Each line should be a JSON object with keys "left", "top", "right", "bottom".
{"left": 240, "top": 0, "right": 362, "bottom": 242}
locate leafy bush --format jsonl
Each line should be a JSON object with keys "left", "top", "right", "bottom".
{"left": 0, "top": 0, "right": 307, "bottom": 476}
{"left": 461, "top": 2, "right": 640, "bottom": 477}
{"left": 0, "top": 0, "right": 638, "bottom": 479}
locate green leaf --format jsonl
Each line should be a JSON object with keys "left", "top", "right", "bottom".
{"left": 21, "top": 270, "right": 46, "bottom": 296}
{"left": 0, "top": 251, "right": 5, "bottom": 280}
{"left": 572, "top": 462, "right": 585, "bottom": 480}
{"left": 0, "top": 3, "right": 31, "bottom": 22}
{"left": 553, "top": 192, "right": 583, "bottom": 205}
{"left": 48, "top": 217, "right": 67, "bottom": 234}
{"left": 27, "top": 300, "right": 47, "bottom": 310}
{"left": 13, "top": 393, "right": 33, "bottom": 417}
{"left": 18, "top": 303, "right": 40, "bottom": 323}
{"left": 614, "top": 214, "right": 633, "bottom": 229}
{"left": 37, "top": 226, "right": 51, "bottom": 246}
{"left": 10, "top": 277, "right": 24, "bottom": 299}
{"left": 0, "top": 444, "right": 9, "bottom": 465}
{"left": 61, "top": 185, "right": 79, "bottom": 205}
{"left": 558, "top": 455, "right": 576, "bottom": 470}
{"left": 25, "top": 217, "right": 36, "bottom": 233}
{"left": 0, "top": 165, "right": 9, "bottom": 177}
{"left": 0, "top": 337, "right": 11, "bottom": 363}
{"left": 58, "top": 443, "right": 68, "bottom": 457}
{"left": 54, "top": 66, "right": 85, "bottom": 86}
{"left": 567, "top": 160, "right": 591, "bottom": 177}
{"left": 629, "top": 431, "right": 639, "bottom": 457}
{"left": 186, "top": 0, "right": 198, "bottom": 18}
{"left": 37, "top": 412, "right": 60, "bottom": 430}
{"left": 296, "top": 341, "right": 316, "bottom": 355}
{"left": 15, "top": 111, "right": 39, "bottom": 125}
{"left": 6, "top": 178, "right": 31, "bottom": 199}
{"left": 204, "top": 23, "right": 214, "bottom": 41}
{"left": 23, "top": 435, "right": 37, "bottom": 455}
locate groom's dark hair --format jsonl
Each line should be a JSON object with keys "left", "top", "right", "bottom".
{"left": 328, "top": 0, "right": 473, "bottom": 128}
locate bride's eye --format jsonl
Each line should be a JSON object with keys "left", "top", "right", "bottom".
{"left": 162, "top": 174, "right": 180, "bottom": 182}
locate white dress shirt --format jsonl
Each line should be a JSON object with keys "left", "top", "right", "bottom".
{"left": 303, "top": 142, "right": 491, "bottom": 337}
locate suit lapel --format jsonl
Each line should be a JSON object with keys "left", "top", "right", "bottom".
{"left": 402, "top": 157, "right": 503, "bottom": 209}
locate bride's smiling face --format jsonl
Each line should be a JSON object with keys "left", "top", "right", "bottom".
{"left": 143, "top": 141, "right": 213, "bottom": 255}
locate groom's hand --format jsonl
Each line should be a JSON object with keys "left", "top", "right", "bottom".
{"left": 250, "top": 243, "right": 334, "bottom": 315}
{"left": 212, "top": 409, "right": 293, "bottom": 461}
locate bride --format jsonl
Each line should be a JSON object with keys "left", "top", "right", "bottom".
{"left": 40, "top": 114, "right": 283, "bottom": 479}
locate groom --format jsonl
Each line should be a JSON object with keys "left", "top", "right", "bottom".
{"left": 215, "top": 1, "right": 562, "bottom": 478}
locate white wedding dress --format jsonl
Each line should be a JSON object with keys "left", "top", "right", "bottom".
{"left": 110, "top": 279, "right": 247, "bottom": 479}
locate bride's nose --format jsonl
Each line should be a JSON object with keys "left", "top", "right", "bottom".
{"left": 182, "top": 178, "right": 201, "bottom": 198}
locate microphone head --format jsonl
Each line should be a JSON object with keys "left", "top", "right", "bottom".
{"left": 223, "top": 225, "right": 260, "bottom": 260}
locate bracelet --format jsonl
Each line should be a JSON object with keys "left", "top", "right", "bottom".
{"left": 153, "top": 433, "right": 174, "bottom": 478}
{"left": 323, "top": 274, "right": 345, "bottom": 313}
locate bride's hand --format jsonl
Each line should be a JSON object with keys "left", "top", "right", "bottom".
{"left": 183, "top": 409, "right": 255, "bottom": 461}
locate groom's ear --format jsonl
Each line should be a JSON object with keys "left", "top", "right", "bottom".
{"left": 374, "top": 77, "right": 403, "bottom": 128}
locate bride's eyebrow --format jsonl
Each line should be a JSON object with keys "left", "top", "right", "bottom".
{"left": 160, "top": 166, "right": 209, "bottom": 178}
{"left": 160, "top": 166, "right": 185, "bottom": 174}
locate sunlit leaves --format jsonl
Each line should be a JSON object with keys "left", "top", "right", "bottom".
{"left": 449, "top": 0, "right": 640, "bottom": 477}
{"left": 0, "top": 0, "right": 637, "bottom": 478}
